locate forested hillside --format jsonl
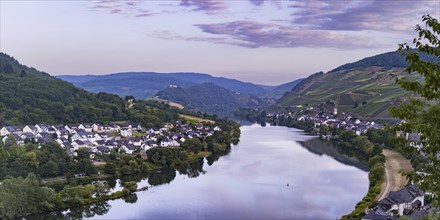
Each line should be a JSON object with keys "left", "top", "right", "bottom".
{"left": 0, "top": 53, "right": 182, "bottom": 127}
{"left": 156, "top": 83, "right": 266, "bottom": 116}
{"left": 0, "top": 53, "right": 131, "bottom": 126}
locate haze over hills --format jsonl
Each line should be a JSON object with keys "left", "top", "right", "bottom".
{"left": 58, "top": 72, "right": 268, "bottom": 98}
{"left": 0, "top": 53, "right": 180, "bottom": 128}
{"left": 273, "top": 51, "right": 437, "bottom": 119}
{"left": 263, "top": 78, "right": 303, "bottom": 99}
{"left": 156, "top": 83, "right": 266, "bottom": 116}
{"left": 12, "top": 49, "right": 434, "bottom": 121}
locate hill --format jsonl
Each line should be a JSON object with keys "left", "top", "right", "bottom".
{"left": 263, "top": 78, "right": 303, "bottom": 99}
{"left": 156, "top": 83, "right": 266, "bottom": 116}
{"left": 273, "top": 51, "right": 435, "bottom": 119}
{"left": 0, "top": 53, "right": 135, "bottom": 126}
{"left": 58, "top": 72, "right": 269, "bottom": 99}
{"left": 0, "top": 53, "right": 183, "bottom": 128}
{"left": 330, "top": 50, "right": 437, "bottom": 73}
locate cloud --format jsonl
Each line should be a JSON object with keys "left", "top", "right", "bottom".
{"left": 289, "top": 0, "right": 438, "bottom": 32}
{"left": 179, "top": 0, "right": 227, "bottom": 13}
{"left": 90, "top": 0, "right": 155, "bottom": 18}
{"left": 249, "top": 0, "right": 264, "bottom": 6}
{"left": 192, "top": 20, "right": 380, "bottom": 49}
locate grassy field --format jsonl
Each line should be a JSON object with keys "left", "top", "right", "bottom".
{"left": 147, "top": 97, "right": 185, "bottom": 109}
{"left": 179, "top": 114, "right": 215, "bottom": 124}
{"left": 132, "top": 131, "right": 144, "bottom": 137}
{"left": 376, "top": 149, "right": 414, "bottom": 200}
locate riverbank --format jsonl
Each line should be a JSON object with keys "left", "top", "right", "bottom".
{"left": 255, "top": 119, "right": 385, "bottom": 219}
{"left": 41, "top": 151, "right": 211, "bottom": 187}
{"left": 377, "top": 149, "right": 414, "bottom": 200}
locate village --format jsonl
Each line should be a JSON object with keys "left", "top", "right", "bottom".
{"left": 266, "top": 106, "right": 383, "bottom": 137}
{"left": 0, "top": 121, "right": 222, "bottom": 158}
{"left": 265, "top": 109, "right": 436, "bottom": 219}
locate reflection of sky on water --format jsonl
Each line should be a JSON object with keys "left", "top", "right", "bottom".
{"left": 90, "top": 124, "right": 368, "bottom": 219}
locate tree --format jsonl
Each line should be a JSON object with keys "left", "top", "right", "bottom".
{"left": 0, "top": 174, "right": 56, "bottom": 219}
{"left": 76, "top": 148, "right": 90, "bottom": 160}
{"left": 40, "top": 160, "right": 59, "bottom": 177}
{"left": 4, "top": 134, "right": 16, "bottom": 148}
{"left": 104, "top": 162, "right": 117, "bottom": 175}
{"left": 123, "top": 181, "right": 137, "bottom": 193}
{"left": 180, "top": 138, "right": 204, "bottom": 153}
{"left": 84, "top": 160, "right": 98, "bottom": 176}
{"left": 391, "top": 14, "right": 440, "bottom": 204}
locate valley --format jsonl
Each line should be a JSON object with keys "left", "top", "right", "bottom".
{"left": 2, "top": 2, "right": 440, "bottom": 220}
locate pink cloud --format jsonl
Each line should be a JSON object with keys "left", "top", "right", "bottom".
{"left": 191, "top": 20, "right": 381, "bottom": 49}
{"left": 90, "top": 0, "right": 155, "bottom": 18}
{"left": 180, "top": 0, "right": 227, "bottom": 13}
{"left": 289, "top": 0, "right": 439, "bottom": 32}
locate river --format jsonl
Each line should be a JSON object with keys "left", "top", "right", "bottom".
{"left": 34, "top": 124, "right": 369, "bottom": 219}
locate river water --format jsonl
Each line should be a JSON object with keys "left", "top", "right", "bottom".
{"left": 35, "top": 124, "right": 369, "bottom": 219}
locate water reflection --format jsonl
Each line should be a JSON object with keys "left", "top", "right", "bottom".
{"left": 148, "top": 168, "right": 177, "bottom": 186}
{"left": 31, "top": 125, "right": 368, "bottom": 219}
{"left": 30, "top": 158, "right": 213, "bottom": 220}
{"left": 27, "top": 202, "right": 111, "bottom": 220}
{"left": 298, "top": 138, "right": 369, "bottom": 171}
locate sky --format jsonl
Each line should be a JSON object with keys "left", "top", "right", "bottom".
{"left": 1, "top": 0, "right": 439, "bottom": 85}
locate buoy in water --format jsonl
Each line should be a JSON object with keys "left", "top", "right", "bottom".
{"left": 287, "top": 183, "right": 289, "bottom": 187}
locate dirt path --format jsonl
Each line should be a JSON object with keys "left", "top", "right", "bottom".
{"left": 377, "top": 149, "right": 414, "bottom": 200}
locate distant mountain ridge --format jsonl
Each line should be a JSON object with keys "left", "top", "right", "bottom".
{"left": 156, "top": 83, "right": 266, "bottom": 116}
{"left": 58, "top": 72, "right": 270, "bottom": 99}
{"left": 264, "top": 78, "right": 303, "bottom": 99}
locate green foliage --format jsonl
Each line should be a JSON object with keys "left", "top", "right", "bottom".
{"left": 123, "top": 181, "right": 137, "bottom": 193}
{"left": 59, "top": 184, "right": 96, "bottom": 206}
{"left": 0, "top": 174, "right": 56, "bottom": 219}
{"left": 272, "top": 51, "right": 433, "bottom": 118}
{"left": 0, "top": 53, "right": 130, "bottom": 127}
{"left": 180, "top": 138, "right": 204, "bottom": 153}
{"left": 84, "top": 160, "right": 98, "bottom": 176}
{"left": 147, "top": 147, "right": 188, "bottom": 167}
{"left": 104, "top": 162, "right": 117, "bottom": 175}
{"left": 391, "top": 14, "right": 440, "bottom": 203}
{"left": 0, "top": 142, "right": 76, "bottom": 180}
{"left": 156, "top": 83, "right": 266, "bottom": 116}
{"left": 148, "top": 168, "right": 176, "bottom": 186}
{"left": 76, "top": 148, "right": 91, "bottom": 161}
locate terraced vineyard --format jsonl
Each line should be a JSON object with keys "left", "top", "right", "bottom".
{"left": 275, "top": 67, "right": 422, "bottom": 119}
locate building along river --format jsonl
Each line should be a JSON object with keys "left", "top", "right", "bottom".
{"left": 33, "top": 124, "right": 369, "bottom": 219}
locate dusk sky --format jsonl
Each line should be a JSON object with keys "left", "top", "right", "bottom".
{"left": 1, "top": 0, "right": 439, "bottom": 85}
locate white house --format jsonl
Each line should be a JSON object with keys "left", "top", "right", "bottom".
{"left": 120, "top": 128, "right": 132, "bottom": 138}
{"left": 119, "top": 145, "right": 135, "bottom": 155}
{"left": 92, "top": 123, "right": 104, "bottom": 133}
{"left": 71, "top": 131, "right": 95, "bottom": 141}
{"left": 160, "top": 139, "right": 180, "bottom": 147}
{"left": 364, "top": 185, "right": 424, "bottom": 219}
{"left": 131, "top": 137, "right": 143, "bottom": 147}
{"left": 22, "top": 125, "right": 38, "bottom": 135}
{"left": 128, "top": 122, "right": 142, "bottom": 131}
{"left": 64, "top": 124, "right": 79, "bottom": 133}
{"left": 0, "top": 126, "right": 22, "bottom": 136}
{"left": 78, "top": 123, "right": 93, "bottom": 132}
{"left": 35, "top": 124, "right": 50, "bottom": 133}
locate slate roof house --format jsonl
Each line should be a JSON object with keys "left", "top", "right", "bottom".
{"left": 363, "top": 185, "right": 425, "bottom": 220}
